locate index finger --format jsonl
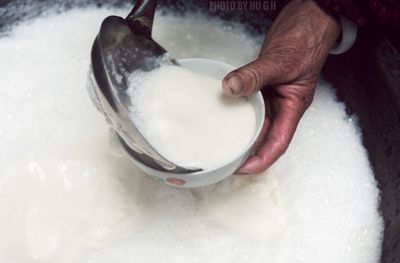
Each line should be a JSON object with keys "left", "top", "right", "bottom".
{"left": 236, "top": 97, "right": 304, "bottom": 175}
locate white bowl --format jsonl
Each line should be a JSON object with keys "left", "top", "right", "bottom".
{"left": 128, "top": 58, "right": 265, "bottom": 188}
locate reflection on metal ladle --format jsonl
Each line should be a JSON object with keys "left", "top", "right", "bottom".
{"left": 88, "top": 0, "right": 201, "bottom": 173}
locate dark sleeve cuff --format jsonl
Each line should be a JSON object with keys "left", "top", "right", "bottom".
{"left": 315, "top": 0, "right": 400, "bottom": 27}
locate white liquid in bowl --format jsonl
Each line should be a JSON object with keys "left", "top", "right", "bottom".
{"left": 128, "top": 64, "right": 256, "bottom": 170}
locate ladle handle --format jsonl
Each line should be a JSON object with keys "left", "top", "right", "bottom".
{"left": 125, "top": 0, "right": 157, "bottom": 36}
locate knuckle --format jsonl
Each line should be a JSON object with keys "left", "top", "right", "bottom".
{"left": 274, "top": 135, "right": 290, "bottom": 154}
{"left": 239, "top": 64, "right": 263, "bottom": 94}
{"left": 264, "top": 48, "right": 302, "bottom": 81}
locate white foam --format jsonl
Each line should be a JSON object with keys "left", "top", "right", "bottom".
{"left": 0, "top": 7, "right": 383, "bottom": 263}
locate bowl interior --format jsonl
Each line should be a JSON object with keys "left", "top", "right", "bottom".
{"left": 178, "top": 57, "right": 266, "bottom": 164}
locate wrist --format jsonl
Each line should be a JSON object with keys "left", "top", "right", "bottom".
{"left": 304, "top": 0, "right": 357, "bottom": 54}
{"left": 307, "top": 0, "right": 341, "bottom": 49}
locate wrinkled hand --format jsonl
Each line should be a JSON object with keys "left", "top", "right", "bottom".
{"left": 222, "top": 0, "right": 341, "bottom": 175}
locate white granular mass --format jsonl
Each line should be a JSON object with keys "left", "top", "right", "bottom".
{"left": 128, "top": 65, "right": 256, "bottom": 170}
{"left": 0, "top": 6, "right": 383, "bottom": 263}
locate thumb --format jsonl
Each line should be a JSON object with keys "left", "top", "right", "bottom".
{"left": 222, "top": 57, "right": 281, "bottom": 97}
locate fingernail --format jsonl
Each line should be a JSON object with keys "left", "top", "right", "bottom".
{"left": 235, "top": 168, "right": 252, "bottom": 176}
{"left": 166, "top": 177, "right": 186, "bottom": 186}
{"left": 226, "top": 75, "right": 244, "bottom": 95}
{"left": 235, "top": 172, "right": 251, "bottom": 176}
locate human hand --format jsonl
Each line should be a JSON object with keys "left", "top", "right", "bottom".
{"left": 222, "top": 0, "right": 341, "bottom": 175}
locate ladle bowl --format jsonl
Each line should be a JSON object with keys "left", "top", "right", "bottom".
{"left": 89, "top": 0, "right": 201, "bottom": 174}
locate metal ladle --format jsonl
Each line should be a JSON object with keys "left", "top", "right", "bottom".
{"left": 89, "top": 0, "right": 201, "bottom": 173}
